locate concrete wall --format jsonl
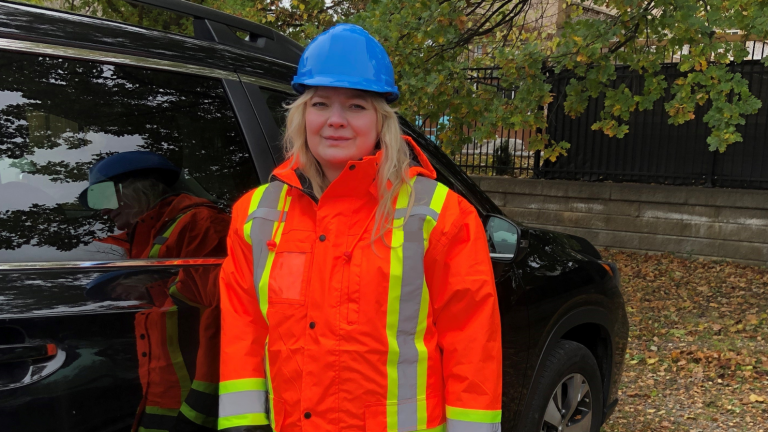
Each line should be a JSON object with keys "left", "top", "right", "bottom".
{"left": 472, "top": 176, "right": 768, "bottom": 267}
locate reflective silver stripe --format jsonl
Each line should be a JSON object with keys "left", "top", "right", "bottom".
{"left": 250, "top": 183, "right": 285, "bottom": 305}
{"left": 153, "top": 236, "right": 169, "bottom": 246}
{"left": 447, "top": 419, "right": 501, "bottom": 432}
{"left": 396, "top": 177, "right": 439, "bottom": 432}
{"left": 246, "top": 207, "right": 287, "bottom": 223}
{"left": 394, "top": 205, "right": 439, "bottom": 220}
{"left": 218, "top": 390, "right": 268, "bottom": 417}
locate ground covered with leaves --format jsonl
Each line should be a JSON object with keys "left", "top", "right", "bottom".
{"left": 600, "top": 250, "right": 768, "bottom": 432}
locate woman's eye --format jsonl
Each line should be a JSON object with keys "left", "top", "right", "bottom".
{"left": 350, "top": 104, "right": 367, "bottom": 110}
{"left": 311, "top": 101, "right": 328, "bottom": 107}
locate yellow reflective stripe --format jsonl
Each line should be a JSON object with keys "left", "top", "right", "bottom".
{"left": 191, "top": 380, "right": 217, "bottom": 394}
{"left": 165, "top": 305, "right": 192, "bottom": 402}
{"left": 218, "top": 413, "right": 270, "bottom": 429}
{"left": 148, "top": 214, "right": 186, "bottom": 258}
{"left": 429, "top": 183, "right": 449, "bottom": 216}
{"left": 265, "top": 341, "right": 275, "bottom": 428}
{"left": 220, "top": 378, "right": 267, "bottom": 394}
{"left": 180, "top": 402, "right": 217, "bottom": 429}
{"left": 415, "top": 277, "right": 430, "bottom": 429}
{"left": 446, "top": 406, "right": 502, "bottom": 423}
{"left": 168, "top": 280, "right": 205, "bottom": 310}
{"left": 257, "top": 186, "right": 290, "bottom": 322}
{"left": 385, "top": 181, "right": 413, "bottom": 431}
{"left": 244, "top": 184, "right": 269, "bottom": 245}
{"left": 148, "top": 244, "right": 162, "bottom": 259}
{"left": 144, "top": 406, "right": 178, "bottom": 416}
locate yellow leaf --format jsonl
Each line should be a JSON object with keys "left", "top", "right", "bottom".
{"left": 646, "top": 357, "right": 659, "bottom": 364}
{"left": 749, "top": 394, "right": 765, "bottom": 403}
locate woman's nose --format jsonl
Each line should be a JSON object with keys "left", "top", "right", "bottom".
{"left": 326, "top": 105, "right": 347, "bottom": 128}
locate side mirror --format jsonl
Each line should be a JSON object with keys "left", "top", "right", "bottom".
{"left": 484, "top": 215, "right": 528, "bottom": 263}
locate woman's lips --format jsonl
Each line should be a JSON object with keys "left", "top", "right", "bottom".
{"left": 323, "top": 136, "right": 352, "bottom": 143}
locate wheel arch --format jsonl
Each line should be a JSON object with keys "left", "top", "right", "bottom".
{"left": 524, "top": 306, "right": 615, "bottom": 425}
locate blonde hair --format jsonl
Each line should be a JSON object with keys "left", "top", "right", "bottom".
{"left": 282, "top": 87, "right": 413, "bottom": 241}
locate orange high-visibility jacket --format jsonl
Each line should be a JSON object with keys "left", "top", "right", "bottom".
{"left": 219, "top": 137, "right": 501, "bottom": 432}
{"left": 102, "top": 194, "right": 230, "bottom": 432}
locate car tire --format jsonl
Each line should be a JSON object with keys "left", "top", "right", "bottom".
{"left": 518, "top": 340, "right": 603, "bottom": 432}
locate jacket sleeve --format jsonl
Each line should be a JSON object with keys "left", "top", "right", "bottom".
{"left": 218, "top": 190, "right": 272, "bottom": 431}
{"left": 425, "top": 193, "right": 502, "bottom": 432}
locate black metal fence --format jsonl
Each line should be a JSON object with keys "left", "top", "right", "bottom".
{"left": 415, "top": 48, "right": 768, "bottom": 189}
{"left": 542, "top": 60, "right": 768, "bottom": 189}
{"left": 415, "top": 67, "right": 540, "bottom": 178}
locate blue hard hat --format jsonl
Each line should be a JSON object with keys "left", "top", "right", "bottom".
{"left": 78, "top": 151, "right": 180, "bottom": 210}
{"left": 292, "top": 24, "right": 400, "bottom": 103}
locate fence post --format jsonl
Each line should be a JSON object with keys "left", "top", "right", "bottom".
{"left": 705, "top": 150, "right": 716, "bottom": 187}
{"left": 533, "top": 149, "right": 541, "bottom": 178}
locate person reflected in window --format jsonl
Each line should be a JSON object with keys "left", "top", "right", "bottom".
{"left": 81, "top": 151, "right": 230, "bottom": 432}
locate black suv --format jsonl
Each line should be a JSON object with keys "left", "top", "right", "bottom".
{"left": 0, "top": 1, "right": 628, "bottom": 431}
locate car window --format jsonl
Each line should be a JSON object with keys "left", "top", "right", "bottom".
{"left": 487, "top": 216, "right": 518, "bottom": 255}
{"left": 261, "top": 88, "right": 293, "bottom": 132}
{"left": 0, "top": 51, "right": 258, "bottom": 263}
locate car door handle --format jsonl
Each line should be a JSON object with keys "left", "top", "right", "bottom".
{"left": 0, "top": 342, "right": 66, "bottom": 390}
{"left": 0, "top": 343, "right": 57, "bottom": 363}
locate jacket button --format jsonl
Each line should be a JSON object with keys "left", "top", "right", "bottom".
{"left": 319, "top": 234, "right": 326, "bottom": 242}
{"left": 140, "top": 334, "right": 146, "bottom": 340}
{"left": 141, "top": 352, "right": 147, "bottom": 358}
{"left": 309, "top": 322, "right": 316, "bottom": 329}
{"left": 349, "top": 164, "right": 356, "bottom": 170}
{"left": 304, "top": 412, "right": 311, "bottom": 419}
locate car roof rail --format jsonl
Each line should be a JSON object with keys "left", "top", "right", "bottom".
{"left": 125, "top": 0, "right": 302, "bottom": 64}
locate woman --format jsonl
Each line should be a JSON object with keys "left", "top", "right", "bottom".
{"left": 81, "top": 151, "right": 230, "bottom": 431}
{"left": 218, "top": 24, "right": 501, "bottom": 432}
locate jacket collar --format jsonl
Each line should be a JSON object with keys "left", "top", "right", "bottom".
{"left": 271, "top": 135, "right": 436, "bottom": 196}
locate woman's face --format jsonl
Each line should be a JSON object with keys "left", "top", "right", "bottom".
{"left": 100, "top": 179, "right": 158, "bottom": 231}
{"left": 101, "top": 183, "right": 135, "bottom": 231}
{"left": 305, "top": 87, "right": 379, "bottom": 179}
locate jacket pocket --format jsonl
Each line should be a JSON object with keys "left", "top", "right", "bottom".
{"left": 342, "top": 234, "right": 364, "bottom": 326}
{"left": 268, "top": 242, "right": 313, "bottom": 304}
{"left": 269, "top": 395, "right": 286, "bottom": 432}
{"left": 364, "top": 393, "right": 444, "bottom": 432}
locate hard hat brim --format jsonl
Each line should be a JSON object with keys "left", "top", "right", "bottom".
{"left": 292, "top": 76, "right": 399, "bottom": 104}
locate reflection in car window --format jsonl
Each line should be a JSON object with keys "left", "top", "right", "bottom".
{"left": 0, "top": 51, "right": 258, "bottom": 262}
{"left": 261, "top": 88, "right": 293, "bottom": 132}
{"left": 487, "top": 217, "right": 518, "bottom": 255}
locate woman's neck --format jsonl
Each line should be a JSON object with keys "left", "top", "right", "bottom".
{"left": 322, "top": 165, "right": 345, "bottom": 184}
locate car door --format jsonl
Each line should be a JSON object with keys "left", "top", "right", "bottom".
{"left": 0, "top": 47, "right": 269, "bottom": 431}
{"left": 483, "top": 215, "right": 530, "bottom": 429}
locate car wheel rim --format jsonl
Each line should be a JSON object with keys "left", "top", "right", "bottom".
{"left": 540, "top": 373, "right": 593, "bottom": 432}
